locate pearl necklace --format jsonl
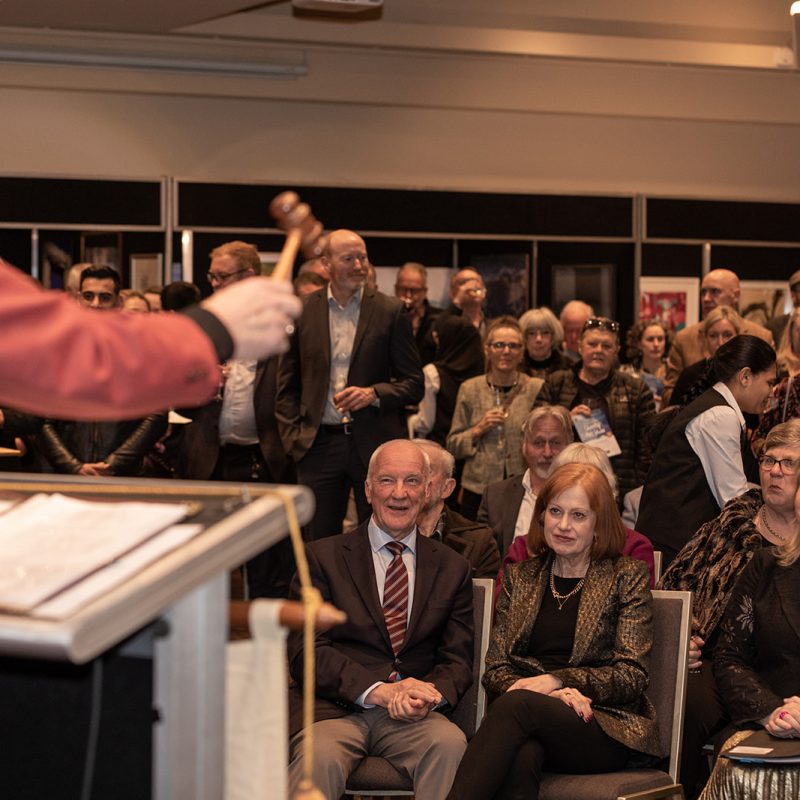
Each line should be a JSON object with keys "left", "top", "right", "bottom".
{"left": 760, "top": 506, "right": 788, "bottom": 543}
{"left": 549, "top": 564, "right": 586, "bottom": 611}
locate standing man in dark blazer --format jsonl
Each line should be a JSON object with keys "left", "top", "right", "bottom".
{"left": 477, "top": 405, "right": 573, "bottom": 558}
{"left": 178, "top": 241, "right": 295, "bottom": 597}
{"left": 287, "top": 439, "right": 474, "bottom": 799}
{"left": 276, "top": 229, "right": 424, "bottom": 540}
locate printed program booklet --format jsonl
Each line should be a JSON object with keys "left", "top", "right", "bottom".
{"left": 572, "top": 408, "right": 621, "bottom": 458}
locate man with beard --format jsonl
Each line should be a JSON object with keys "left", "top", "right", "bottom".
{"left": 414, "top": 439, "right": 499, "bottom": 579}
{"left": 478, "top": 405, "right": 572, "bottom": 558}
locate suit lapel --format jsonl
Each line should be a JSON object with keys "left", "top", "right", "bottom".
{"left": 349, "top": 289, "right": 375, "bottom": 369}
{"left": 774, "top": 563, "right": 800, "bottom": 647}
{"left": 406, "top": 534, "right": 439, "bottom": 647}
{"left": 341, "top": 528, "right": 392, "bottom": 650}
{"left": 570, "top": 559, "right": 614, "bottom": 665}
{"left": 501, "top": 477, "right": 526, "bottom": 554}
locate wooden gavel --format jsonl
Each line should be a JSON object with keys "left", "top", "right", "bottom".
{"left": 269, "top": 191, "right": 327, "bottom": 282}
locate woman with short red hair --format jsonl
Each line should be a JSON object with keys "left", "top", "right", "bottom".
{"left": 447, "top": 463, "right": 660, "bottom": 800}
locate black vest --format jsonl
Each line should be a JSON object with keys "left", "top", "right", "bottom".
{"left": 636, "top": 388, "right": 743, "bottom": 568}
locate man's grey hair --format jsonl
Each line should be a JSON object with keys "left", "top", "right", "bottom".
{"left": 413, "top": 439, "right": 455, "bottom": 478}
{"left": 521, "top": 406, "right": 574, "bottom": 444}
{"left": 367, "top": 439, "right": 431, "bottom": 481}
{"left": 398, "top": 262, "right": 428, "bottom": 283}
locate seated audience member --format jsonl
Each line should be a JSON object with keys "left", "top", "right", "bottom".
{"left": 415, "top": 439, "right": 500, "bottom": 579}
{"left": 753, "top": 307, "right": 800, "bottom": 450}
{"left": 558, "top": 299, "right": 594, "bottom": 363}
{"left": 38, "top": 266, "right": 167, "bottom": 477}
{"left": 518, "top": 307, "right": 571, "bottom": 378}
{"left": 535, "top": 316, "right": 656, "bottom": 500}
{"left": 447, "top": 463, "right": 660, "bottom": 800}
{"left": 440, "top": 268, "right": 487, "bottom": 336}
{"left": 409, "top": 315, "right": 484, "bottom": 444}
{"left": 620, "top": 318, "right": 670, "bottom": 410}
{"left": 670, "top": 306, "right": 742, "bottom": 408}
{"left": 663, "top": 269, "right": 773, "bottom": 405}
{"left": 119, "top": 290, "right": 151, "bottom": 313}
{"left": 637, "top": 335, "right": 777, "bottom": 567}
{"left": 287, "top": 440, "right": 474, "bottom": 799}
{"left": 699, "top": 524, "right": 800, "bottom": 799}
{"left": 498, "top": 443, "right": 655, "bottom": 598}
{"left": 143, "top": 285, "right": 162, "bottom": 312}
{"left": 658, "top": 418, "right": 800, "bottom": 799}
{"left": 293, "top": 270, "right": 327, "bottom": 297}
{"left": 477, "top": 405, "right": 573, "bottom": 559}
{"left": 447, "top": 317, "right": 544, "bottom": 521}
{"left": 161, "top": 280, "right": 201, "bottom": 311}
{"left": 394, "top": 262, "right": 442, "bottom": 366}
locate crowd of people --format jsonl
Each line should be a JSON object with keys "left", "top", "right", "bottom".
{"left": 3, "top": 239, "right": 800, "bottom": 800}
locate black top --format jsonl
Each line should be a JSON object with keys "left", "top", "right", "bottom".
{"left": 527, "top": 574, "right": 582, "bottom": 670}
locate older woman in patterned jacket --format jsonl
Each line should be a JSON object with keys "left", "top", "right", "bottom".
{"left": 447, "top": 463, "right": 660, "bottom": 800}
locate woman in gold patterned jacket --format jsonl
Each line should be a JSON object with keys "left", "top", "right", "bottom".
{"left": 447, "top": 463, "right": 661, "bottom": 800}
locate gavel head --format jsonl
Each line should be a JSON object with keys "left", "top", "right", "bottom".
{"left": 269, "top": 191, "right": 327, "bottom": 258}
{"left": 269, "top": 191, "right": 300, "bottom": 223}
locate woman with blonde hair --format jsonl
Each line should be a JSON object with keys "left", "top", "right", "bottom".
{"left": 447, "top": 462, "right": 660, "bottom": 800}
{"left": 518, "top": 307, "right": 571, "bottom": 379}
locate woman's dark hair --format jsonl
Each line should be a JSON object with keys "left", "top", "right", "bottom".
{"left": 711, "top": 334, "right": 776, "bottom": 383}
{"left": 624, "top": 317, "right": 671, "bottom": 364}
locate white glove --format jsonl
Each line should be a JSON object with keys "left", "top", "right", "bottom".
{"left": 201, "top": 278, "right": 301, "bottom": 361}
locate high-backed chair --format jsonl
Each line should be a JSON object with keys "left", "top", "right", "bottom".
{"left": 653, "top": 551, "right": 663, "bottom": 583}
{"left": 345, "top": 578, "right": 494, "bottom": 797}
{"left": 539, "top": 588, "right": 692, "bottom": 800}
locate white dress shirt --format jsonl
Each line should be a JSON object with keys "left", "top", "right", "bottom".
{"left": 322, "top": 286, "right": 362, "bottom": 425}
{"left": 513, "top": 469, "right": 537, "bottom": 541}
{"left": 219, "top": 359, "right": 259, "bottom": 445}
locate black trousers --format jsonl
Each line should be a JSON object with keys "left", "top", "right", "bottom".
{"left": 447, "top": 690, "right": 630, "bottom": 800}
{"left": 295, "top": 427, "right": 371, "bottom": 541}
{"left": 212, "top": 442, "right": 295, "bottom": 598}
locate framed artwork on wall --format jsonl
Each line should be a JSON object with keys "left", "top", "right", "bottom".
{"left": 640, "top": 276, "right": 699, "bottom": 334}
{"left": 739, "top": 280, "right": 791, "bottom": 328}
{"left": 471, "top": 253, "right": 530, "bottom": 319}
{"left": 129, "top": 254, "right": 163, "bottom": 291}
{"left": 552, "top": 263, "right": 615, "bottom": 320}
{"left": 80, "top": 232, "right": 122, "bottom": 273}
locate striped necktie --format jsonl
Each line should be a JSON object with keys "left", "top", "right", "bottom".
{"left": 383, "top": 541, "right": 409, "bottom": 658}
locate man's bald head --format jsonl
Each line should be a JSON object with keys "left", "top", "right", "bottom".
{"left": 701, "top": 269, "right": 740, "bottom": 318}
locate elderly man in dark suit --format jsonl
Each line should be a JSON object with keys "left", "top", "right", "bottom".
{"left": 477, "top": 405, "right": 573, "bottom": 559}
{"left": 415, "top": 439, "right": 500, "bottom": 579}
{"left": 287, "top": 439, "right": 474, "bottom": 799}
{"left": 276, "top": 229, "right": 424, "bottom": 540}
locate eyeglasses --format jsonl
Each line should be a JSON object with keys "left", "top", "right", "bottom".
{"left": 395, "top": 286, "right": 425, "bottom": 296}
{"left": 207, "top": 268, "right": 249, "bottom": 284}
{"left": 80, "top": 291, "right": 116, "bottom": 304}
{"left": 488, "top": 341, "right": 523, "bottom": 351}
{"left": 582, "top": 317, "right": 620, "bottom": 334}
{"left": 759, "top": 455, "right": 799, "bottom": 474}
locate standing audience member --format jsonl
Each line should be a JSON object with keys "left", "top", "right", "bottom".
{"left": 670, "top": 306, "right": 742, "bottom": 408}
{"left": 287, "top": 440, "right": 473, "bottom": 800}
{"left": 518, "top": 307, "right": 571, "bottom": 378}
{"left": 658, "top": 419, "right": 800, "bottom": 799}
{"left": 441, "top": 268, "right": 487, "bottom": 336}
{"left": 535, "top": 316, "right": 656, "bottom": 500}
{"left": 620, "top": 318, "right": 669, "bottom": 410}
{"left": 637, "top": 335, "right": 777, "bottom": 567}
{"left": 447, "top": 317, "right": 543, "bottom": 521}
{"left": 293, "top": 271, "right": 327, "bottom": 297}
{"left": 143, "top": 286, "right": 162, "bottom": 312}
{"left": 408, "top": 315, "right": 484, "bottom": 444}
{"left": 558, "top": 300, "right": 594, "bottom": 363}
{"left": 663, "top": 269, "right": 773, "bottom": 404}
{"left": 447, "top": 463, "right": 660, "bottom": 800}
{"left": 700, "top": 517, "right": 800, "bottom": 799}
{"left": 178, "top": 241, "right": 295, "bottom": 596}
{"left": 764, "top": 268, "right": 800, "bottom": 344}
{"left": 119, "top": 290, "right": 151, "bottom": 313}
{"left": 394, "top": 262, "right": 442, "bottom": 366}
{"left": 414, "top": 439, "right": 500, "bottom": 579}
{"left": 478, "top": 405, "right": 573, "bottom": 559}
{"left": 160, "top": 280, "right": 201, "bottom": 312}
{"left": 498, "top": 443, "right": 656, "bottom": 598}
{"left": 38, "top": 266, "right": 167, "bottom": 477}
{"left": 276, "top": 229, "right": 424, "bottom": 540}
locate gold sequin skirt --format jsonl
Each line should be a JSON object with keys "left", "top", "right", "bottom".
{"left": 699, "top": 730, "right": 800, "bottom": 800}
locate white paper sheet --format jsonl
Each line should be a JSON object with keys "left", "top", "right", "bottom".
{"left": 0, "top": 493, "right": 188, "bottom": 613}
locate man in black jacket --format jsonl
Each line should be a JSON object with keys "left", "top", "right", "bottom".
{"left": 415, "top": 439, "right": 500, "bottom": 579}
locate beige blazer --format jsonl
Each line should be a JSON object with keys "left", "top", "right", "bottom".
{"left": 446, "top": 373, "right": 543, "bottom": 495}
{"left": 485, "top": 554, "right": 662, "bottom": 757}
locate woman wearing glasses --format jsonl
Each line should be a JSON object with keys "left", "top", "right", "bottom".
{"left": 535, "top": 316, "right": 657, "bottom": 500}
{"left": 637, "top": 335, "right": 777, "bottom": 568}
{"left": 447, "top": 316, "right": 544, "bottom": 520}
{"left": 657, "top": 418, "right": 800, "bottom": 799}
